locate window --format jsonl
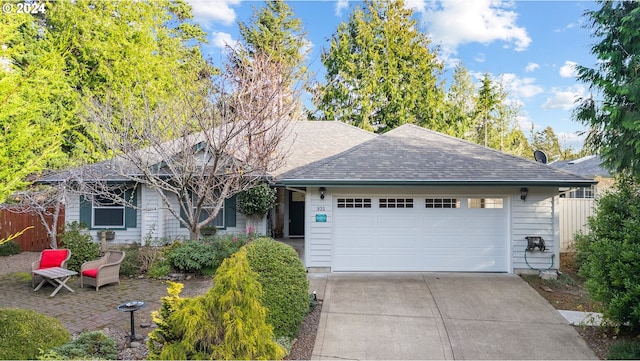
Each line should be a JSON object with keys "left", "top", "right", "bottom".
{"left": 198, "top": 206, "right": 225, "bottom": 228}
{"left": 80, "top": 187, "right": 137, "bottom": 229}
{"left": 469, "top": 198, "right": 504, "bottom": 209}
{"left": 92, "top": 194, "right": 125, "bottom": 228}
{"left": 425, "top": 198, "right": 459, "bottom": 208}
{"left": 379, "top": 198, "right": 414, "bottom": 208}
{"left": 337, "top": 198, "right": 372, "bottom": 208}
{"left": 179, "top": 194, "right": 236, "bottom": 230}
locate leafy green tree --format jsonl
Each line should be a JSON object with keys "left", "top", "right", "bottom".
{"left": 0, "top": 0, "right": 211, "bottom": 200}
{"left": 576, "top": 177, "right": 640, "bottom": 329}
{"left": 45, "top": 0, "right": 212, "bottom": 162}
{"left": 574, "top": 0, "right": 640, "bottom": 177}
{"left": 0, "top": 13, "right": 73, "bottom": 201}
{"left": 316, "top": 0, "right": 444, "bottom": 132}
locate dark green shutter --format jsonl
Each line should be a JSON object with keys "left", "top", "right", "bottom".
{"left": 225, "top": 195, "right": 236, "bottom": 228}
{"left": 124, "top": 188, "right": 137, "bottom": 228}
{"left": 179, "top": 195, "right": 187, "bottom": 228}
{"left": 79, "top": 195, "right": 92, "bottom": 228}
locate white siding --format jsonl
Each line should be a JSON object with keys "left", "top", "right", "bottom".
{"left": 511, "top": 188, "right": 559, "bottom": 273}
{"left": 64, "top": 189, "right": 142, "bottom": 245}
{"left": 65, "top": 187, "right": 260, "bottom": 244}
{"left": 305, "top": 192, "right": 332, "bottom": 268}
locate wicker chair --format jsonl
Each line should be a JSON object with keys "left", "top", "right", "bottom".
{"left": 80, "top": 251, "right": 125, "bottom": 291}
{"left": 32, "top": 249, "right": 71, "bottom": 288}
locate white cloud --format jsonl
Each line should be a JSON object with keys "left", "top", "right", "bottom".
{"left": 335, "top": 0, "right": 349, "bottom": 16}
{"left": 556, "top": 131, "right": 586, "bottom": 151}
{"left": 211, "top": 32, "right": 238, "bottom": 50}
{"left": 499, "top": 73, "right": 544, "bottom": 99}
{"left": 474, "top": 53, "right": 486, "bottom": 63}
{"left": 525, "top": 62, "right": 539, "bottom": 72}
{"left": 422, "top": 0, "right": 531, "bottom": 56}
{"left": 405, "top": 0, "right": 427, "bottom": 13}
{"left": 187, "top": 0, "right": 241, "bottom": 27}
{"left": 542, "top": 85, "right": 586, "bottom": 110}
{"left": 559, "top": 60, "right": 578, "bottom": 78}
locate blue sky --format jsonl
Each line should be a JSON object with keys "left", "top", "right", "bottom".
{"left": 186, "top": 0, "right": 600, "bottom": 151}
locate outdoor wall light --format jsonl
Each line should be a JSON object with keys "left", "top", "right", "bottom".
{"left": 520, "top": 187, "right": 528, "bottom": 201}
{"left": 319, "top": 187, "right": 326, "bottom": 200}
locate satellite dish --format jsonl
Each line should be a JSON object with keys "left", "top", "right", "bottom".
{"left": 534, "top": 150, "right": 548, "bottom": 164}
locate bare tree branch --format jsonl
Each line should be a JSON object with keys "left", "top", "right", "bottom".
{"left": 82, "top": 49, "right": 303, "bottom": 240}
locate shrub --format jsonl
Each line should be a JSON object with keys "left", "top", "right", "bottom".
{"left": 576, "top": 177, "right": 640, "bottom": 329}
{"left": 119, "top": 244, "right": 141, "bottom": 277}
{"left": 0, "top": 308, "right": 70, "bottom": 360}
{"left": 237, "top": 183, "right": 277, "bottom": 218}
{"left": 148, "top": 249, "right": 284, "bottom": 360}
{"left": 0, "top": 240, "right": 21, "bottom": 256}
{"left": 245, "top": 238, "right": 309, "bottom": 340}
{"left": 166, "top": 240, "right": 216, "bottom": 274}
{"left": 39, "top": 331, "right": 117, "bottom": 360}
{"left": 607, "top": 340, "right": 640, "bottom": 360}
{"left": 60, "top": 222, "right": 100, "bottom": 272}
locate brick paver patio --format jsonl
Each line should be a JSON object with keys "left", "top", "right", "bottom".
{"left": 0, "top": 272, "right": 212, "bottom": 334}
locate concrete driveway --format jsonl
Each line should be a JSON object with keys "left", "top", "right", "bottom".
{"left": 309, "top": 273, "right": 596, "bottom": 360}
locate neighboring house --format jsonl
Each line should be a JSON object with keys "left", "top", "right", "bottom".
{"left": 550, "top": 155, "right": 613, "bottom": 198}
{"left": 549, "top": 155, "right": 613, "bottom": 251}
{"left": 42, "top": 121, "right": 594, "bottom": 274}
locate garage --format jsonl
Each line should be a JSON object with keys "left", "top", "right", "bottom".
{"left": 333, "top": 196, "right": 508, "bottom": 272}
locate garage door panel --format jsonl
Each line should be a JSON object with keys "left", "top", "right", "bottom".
{"left": 333, "top": 196, "right": 508, "bottom": 272}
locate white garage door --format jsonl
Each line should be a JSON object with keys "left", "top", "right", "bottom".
{"left": 333, "top": 196, "right": 508, "bottom": 272}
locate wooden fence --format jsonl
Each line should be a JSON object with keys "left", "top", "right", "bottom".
{"left": 0, "top": 208, "right": 64, "bottom": 251}
{"left": 559, "top": 198, "right": 595, "bottom": 251}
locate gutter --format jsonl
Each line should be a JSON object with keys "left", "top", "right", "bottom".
{"left": 274, "top": 178, "right": 597, "bottom": 188}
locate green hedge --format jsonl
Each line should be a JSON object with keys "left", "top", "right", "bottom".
{"left": 0, "top": 308, "right": 70, "bottom": 360}
{"left": 245, "top": 238, "right": 309, "bottom": 340}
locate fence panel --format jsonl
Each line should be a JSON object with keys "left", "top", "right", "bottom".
{"left": 559, "top": 198, "right": 595, "bottom": 251}
{"left": 0, "top": 208, "right": 65, "bottom": 251}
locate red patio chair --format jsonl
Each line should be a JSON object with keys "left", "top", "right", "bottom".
{"left": 32, "top": 249, "right": 71, "bottom": 287}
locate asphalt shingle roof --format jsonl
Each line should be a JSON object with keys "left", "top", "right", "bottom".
{"left": 277, "top": 124, "right": 595, "bottom": 187}
{"left": 549, "top": 155, "right": 611, "bottom": 178}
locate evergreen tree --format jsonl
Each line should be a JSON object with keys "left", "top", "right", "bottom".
{"left": 236, "top": 0, "right": 309, "bottom": 118}
{"left": 316, "top": 0, "right": 444, "bottom": 132}
{"left": 531, "top": 126, "right": 563, "bottom": 161}
{"left": 443, "top": 64, "right": 476, "bottom": 139}
{"left": 238, "top": 0, "right": 308, "bottom": 78}
{"left": 574, "top": 0, "right": 640, "bottom": 176}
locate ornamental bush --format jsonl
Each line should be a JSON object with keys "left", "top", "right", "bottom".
{"left": 39, "top": 331, "right": 117, "bottom": 360}
{"left": 237, "top": 184, "right": 277, "bottom": 218}
{"left": 245, "top": 238, "right": 309, "bottom": 340}
{"left": 0, "top": 240, "right": 21, "bottom": 256}
{"left": 0, "top": 308, "right": 70, "bottom": 360}
{"left": 148, "top": 249, "right": 284, "bottom": 360}
{"left": 576, "top": 177, "right": 640, "bottom": 329}
{"left": 60, "top": 221, "right": 100, "bottom": 272}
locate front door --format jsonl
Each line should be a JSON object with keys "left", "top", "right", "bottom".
{"left": 289, "top": 190, "right": 305, "bottom": 237}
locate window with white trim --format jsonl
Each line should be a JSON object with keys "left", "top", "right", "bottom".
{"left": 93, "top": 194, "right": 125, "bottom": 228}
{"left": 337, "top": 198, "right": 372, "bottom": 208}
{"left": 379, "top": 198, "right": 414, "bottom": 208}
{"left": 425, "top": 198, "right": 460, "bottom": 209}
{"left": 468, "top": 198, "right": 504, "bottom": 209}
